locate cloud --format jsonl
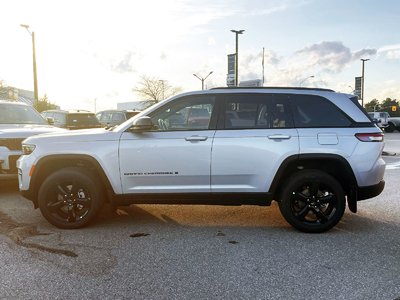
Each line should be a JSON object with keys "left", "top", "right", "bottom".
{"left": 160, "top": 52, "right": 167, "bottom": 60}
{"left": 352, "top": 48, "right": 377, "bottom": 60}
{"left": 378, "top": 44, "right": 400, "bottom": 60}
{"left": 296, "top": 41, "right": 353, "bottom": 72}
{"left": 111, "top": 52, "right": 136, "bottom": 73}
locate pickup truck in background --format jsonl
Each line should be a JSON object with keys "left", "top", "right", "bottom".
{"left": 368, "top": 112, "right": 389, "bottom": 130}
{"left": 381, "top": 112, "right": 400, "bottom": 132}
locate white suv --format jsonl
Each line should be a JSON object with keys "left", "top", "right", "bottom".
{"left": 0, "top": 100, "right": 66, "bottom": 179}
{"left": 17, "top": 88, "right": 385, "bottom": 233}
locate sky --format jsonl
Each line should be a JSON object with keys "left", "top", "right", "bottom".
{"left": 0, "top": 0, "right": 399, "bottom": 111}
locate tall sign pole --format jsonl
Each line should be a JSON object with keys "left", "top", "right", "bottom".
{"left": 361, "top": 58, "right": 370, "bottom": 107}
{"left": 231, "top": 30, "right": 244, "bottom": 87}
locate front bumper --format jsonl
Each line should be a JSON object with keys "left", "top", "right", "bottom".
{"left": 357, "top": 180, "right": 385, "bottom": 201}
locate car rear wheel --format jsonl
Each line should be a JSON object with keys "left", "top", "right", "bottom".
{"left": 278, "top": 170, "right": 345, "bottom": 233}
{"left": 38, "top": 167, "right": 104, "bottom": 229}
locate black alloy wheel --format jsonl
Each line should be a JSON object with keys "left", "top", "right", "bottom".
{"left": 278, "top": 170, "right": 345, "bottom": 233}
{"left": 38, "top": 167, "right": 104, "bottom": 229}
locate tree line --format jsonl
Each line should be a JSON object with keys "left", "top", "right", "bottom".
{"left": 364, "top": 98, "right": 400, "bottom": 117}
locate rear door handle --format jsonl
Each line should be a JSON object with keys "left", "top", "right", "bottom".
{"left": 185, "top": 135, "right": 208, "bottom": 142}
{"left": 268, "top": 134, "right": 291, "bottom": 140}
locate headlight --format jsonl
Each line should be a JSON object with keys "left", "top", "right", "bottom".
{"left": 22, "top": 144, "right": 36, "bottom": 155}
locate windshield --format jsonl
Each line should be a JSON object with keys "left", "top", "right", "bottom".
{"left": 0, "top": 103, "right": 48, "bottom": 125}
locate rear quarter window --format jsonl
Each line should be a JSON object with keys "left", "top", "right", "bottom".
{"left": 290, "top": 95, "right": 352, "bottom": 127}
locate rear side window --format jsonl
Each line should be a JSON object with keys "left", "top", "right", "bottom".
{"left": 290, "top": 95, "right": 351, "bottom": 127}
{"left": 223, "top": 94, "right": 293, "bottom": 129}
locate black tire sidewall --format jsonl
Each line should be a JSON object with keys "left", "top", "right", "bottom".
{"left": 385, "top": 123, "right": 395, "bottom": 133}
{"left": 38, "top": 167, "right": 104, "bottom": 229}
{"left": 278, "top": 170, "right": 345, "bottom": 233}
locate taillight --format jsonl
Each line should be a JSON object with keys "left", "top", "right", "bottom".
{"left": 355, "top": 133, "right": 384, "bottom": 142}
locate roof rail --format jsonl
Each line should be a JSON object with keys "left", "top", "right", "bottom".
{"left": 210, "top": 86, "right": 335, "bottom": 92}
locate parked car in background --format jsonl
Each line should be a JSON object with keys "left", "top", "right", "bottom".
{"left": 0, "top": 100, "right": 66, "bottom": 179}
{"left": 41, "top": 109, "right": 102, "bottom": 130}
{"left": 96, "top": 110, "right": 141, "bottom": 127}
{"left": 368, "top": 112, "right": 389, "bottom": 130}
{"left": 379, "top": 112, "right": 400, "bottom": 133}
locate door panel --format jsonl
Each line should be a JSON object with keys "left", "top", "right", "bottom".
{"left": 212, "top": 129, "right": 298, "bottom": 192}
{"left": 119, "top": 130, "right": 214, "bottom": 193}
{"left": 211, "top": 93, "right": 299, "bottom": 193}
{"left": 119, "top": 94, "right": 218, "bottom": 194}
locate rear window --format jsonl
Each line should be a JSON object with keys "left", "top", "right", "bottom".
{"left": 66, "top": 113, "right": 100, "bottom": 125}
{"left": 290, "top": 95, "right": 351, "bottom": 127}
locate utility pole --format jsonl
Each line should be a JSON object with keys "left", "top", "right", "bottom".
{"left": 159, "top": 80, "right": 165, "bottom": 101}
{"left": 262, "top": 47, "right": 265, "bottom": 85}
{"left": 231, "top": 29, "right": 244, "bottom": 86}
{"left": 20, "top": 24, "right": 39, "bottom": 107}
{"left": 361, "top": 58, "right": 370, "bottom": 107}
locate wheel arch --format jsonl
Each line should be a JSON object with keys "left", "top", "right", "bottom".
{"left": 29, "top": 154, "right": 115, "bottom": 208}
{"left": 269, "top": 154, "right": 358, "bottom": 212}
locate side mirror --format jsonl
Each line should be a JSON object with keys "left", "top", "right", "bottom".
{"left": 130, "top": 116, "right": 154, "bottom": 132}
{"left": 47, "top": 117, "right": 55, "bottom": 125}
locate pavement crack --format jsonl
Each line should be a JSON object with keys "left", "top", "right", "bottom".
{"left": 0, "top": 210, "right": 77, "bottom": 257}
{"left": 130, "top": 232, "right": 150, "bottom": 238}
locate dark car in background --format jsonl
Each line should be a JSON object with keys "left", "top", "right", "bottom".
{"left": 96, "top": 109, "right": 141, "bottom": 127}
{"left": 41, "top": 109, "right": 102, "bottom": 130}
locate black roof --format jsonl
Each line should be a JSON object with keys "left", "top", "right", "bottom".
{"left": 210, "top": 86, "right": 335, "bottom": 92}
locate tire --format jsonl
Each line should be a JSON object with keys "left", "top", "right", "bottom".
{"left": 278, "top": 170, "right": 345, "bottom": 233}
{"left": 385, "top": 122, "right": 395, "bottom": 133}
{"left": 38, "top": 167, "right": 105, "bottom": 229}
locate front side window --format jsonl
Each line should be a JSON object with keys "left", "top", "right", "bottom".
{"left": 150, "top": 96, "right": 215, "bottom": 131}
{"left": 224, "top": 94, "right": 293, "bottom": 129}
{"left": 290, "top": 95, "right": 351, "bottom": 127}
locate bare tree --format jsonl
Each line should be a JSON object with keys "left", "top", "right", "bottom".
{"left": 133, "top": 75, "right": 181, "bottom": 106}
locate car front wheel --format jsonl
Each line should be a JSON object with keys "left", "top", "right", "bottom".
{"left": 278, "top": 170, "right": 345, "bottom": 233}
{"left": 38, "top": 167, "right": 104, "bottom": 229}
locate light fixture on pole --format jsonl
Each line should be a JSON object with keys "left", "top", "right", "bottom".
{"left": 20, "top": 24, "right": 38, "bottom": 108}
{"left": 360, "top": 58, "right": 370, "bottom": 107}
{"left": 193, "top": 71, "right": 213, "bottom": 90}
{"left": 299, "top": 75, "right": 315, "bottom": 87}
{"left": 231, "top": 29, "right": 244, "bottom": 86}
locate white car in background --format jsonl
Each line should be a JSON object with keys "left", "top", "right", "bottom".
{"left": 0, "top": 100, "right": 66, "bottom": 179}
{"left": 368, "top": 112, "right": 389, "bottom": 130}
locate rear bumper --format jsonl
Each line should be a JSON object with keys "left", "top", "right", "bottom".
{"left": 357, "top": 180, "right": 385, "bottom": 201}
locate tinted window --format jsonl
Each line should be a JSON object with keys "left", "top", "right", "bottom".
{"left": 66, "top": 113, "right": 100, "bottom": 125}
{"left": 290, "top": 95, "right": 351, "bottom": 127}
{"left": 0, "top": 104, "right": 47, "bottom": 124}
{"left": 224, "top": 94, "right": 293, "bottom": 129}
{"left": 150, "top": 95, "right": 215, "bottom": 131}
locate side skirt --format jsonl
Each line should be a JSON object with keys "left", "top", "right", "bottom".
{"left": 113, "top": 193, "right": 274, "bottom": 207}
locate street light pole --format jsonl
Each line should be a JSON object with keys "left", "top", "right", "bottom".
{"left": 159, "top": 80, "right": 165, "bottom": 100}
{"left": 193, "top": 71, "right": 213, "bottom": 90}
{"left": 299, "top": 75, "right": 315, "bottom": 87}
{"left": 231, "top": 29, "right": 244, "bottom": 86}
{"left": 361, "top": 58, "right": 370, "bottom": 107}
{"left": 20, "top": 24, "right": 38, "bottom": 108}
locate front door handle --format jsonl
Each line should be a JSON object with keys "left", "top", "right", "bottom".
{"left": 185, "top": 135, "right": 208, "bottom": 142}
{"left": 268, "top": 134, "right": 291, "bottom": 140}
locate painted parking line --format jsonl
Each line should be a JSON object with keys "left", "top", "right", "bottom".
{"left": 386, "top": 161, "right": 400, "bottom": 170}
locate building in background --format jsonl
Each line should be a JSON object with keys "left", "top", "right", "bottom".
{"left": 0, "top": 85, "right": 34, "bottom": 105}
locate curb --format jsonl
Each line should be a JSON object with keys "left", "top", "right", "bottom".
{"left": 382, "top": 151, "right": 397, "bottom": 156}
